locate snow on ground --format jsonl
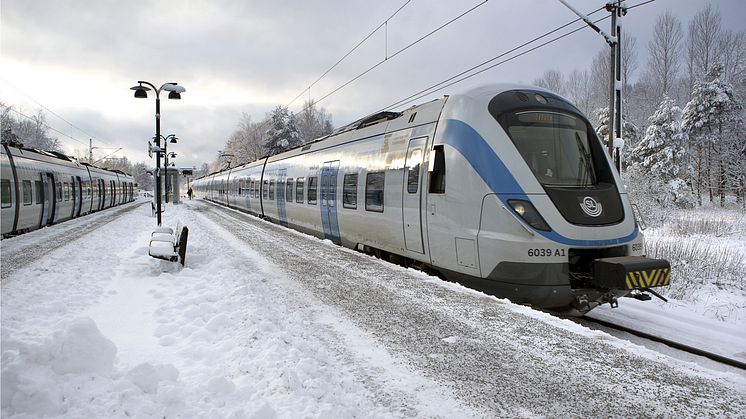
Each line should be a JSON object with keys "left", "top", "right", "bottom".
{"left": 1, "top": 199, "right": 745, "bottom": 418}
{"left": 1, "top": 201, "right": 478, "bottom": 418}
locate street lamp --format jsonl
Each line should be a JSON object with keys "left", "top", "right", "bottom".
{"left": 131, "top": 81, "right": 185, "bottom": 226}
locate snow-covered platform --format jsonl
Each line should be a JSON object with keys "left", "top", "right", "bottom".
{"left": 1, "top": 199, "right": 744, "bottom": 418}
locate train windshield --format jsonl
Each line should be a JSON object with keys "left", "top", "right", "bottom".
{"left": 504, "top": 111, "right": 598, "bottom": 187}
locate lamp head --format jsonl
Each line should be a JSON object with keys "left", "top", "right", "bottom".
{"left": 170, "top": 137, "right": 178, "bottom": 143}
{"left": 168, "top": 91, "right": 181, "bottom": 100}
{"left": 130, "top": 84, "right": 150, "bottom": 99}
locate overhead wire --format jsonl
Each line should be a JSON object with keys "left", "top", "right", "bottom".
{"left": 377, "top": 5, "right": 608, "bottom": 112}
{"left": 378, "top": 0, "right": 656, "bottom": 112}
{"left": 285, "top": 0, "right": 413, "bottom": 108}
{"left": 313, "top": 0, "right": 490, "bottom": 106}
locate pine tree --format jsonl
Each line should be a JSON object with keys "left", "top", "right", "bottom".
{"left": 629, "top": 97, "right": 695, "bottom": 208}
{"left": 264, "top": 106, "right": 301, "bottom": 157}
{"left": 682, "top": 64, "right": 743, "bottom": 206}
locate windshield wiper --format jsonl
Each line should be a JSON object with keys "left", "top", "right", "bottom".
{"left": 574, "top": 132, "right": 595, "bottom": 186}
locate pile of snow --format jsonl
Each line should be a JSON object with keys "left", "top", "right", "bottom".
{"left": 2, "top": 317, "right": 180, "bottom": 417}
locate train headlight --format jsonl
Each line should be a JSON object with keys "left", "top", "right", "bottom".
{"left": 508, "top": 199, "right": 551, "bottom": 231}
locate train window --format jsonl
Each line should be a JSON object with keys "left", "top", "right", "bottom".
{"left": 504, "top": 111, "right": 602, "bottom": 187}
{"left": 365, "top": 172, "right": 385, "bottom": 212}
{"left": 22, "top": 180, "right": 32, "bottom": 205}
{"left": 35, "top": 181, "right": 44, "bottom": 204}
{"left": 429, "top": 145, "right": 446, "bottom": 194}
{"left": 1, "top": 179, "right": 11, "bottom": 208}
{"left": 307, "top": 177, "right": 317, "bottom": 204}
{"left": 342, "top": 174, "right": 358, "bottom": 209}
{"left": 269, "top": 180, "right": 275, "bottom": 200}
{"left": 263, "top": 180, "right": 268, "bottom": 200}
{"left": 295, "top": 178, "right": 304, "bottom": 202}
{"left": 64, "top": 183, "right": 70, "bottom": 201}
{"left": 56, "top": 182, "right": 62, "bottom": 201}
{"left": 406, "top": 148, "right": 422, "bottom": 194}
{"left": 286, "top": 179, "right": 294, "bottom": 202}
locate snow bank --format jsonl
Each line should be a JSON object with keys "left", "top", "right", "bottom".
{"left": 1, "top": 316, "right": 180, "bottom": 418}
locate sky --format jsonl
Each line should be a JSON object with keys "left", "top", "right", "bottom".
{"left": 2, "top": 0, "right": 745, "bottom": 169}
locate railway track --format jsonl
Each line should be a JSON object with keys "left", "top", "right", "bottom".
{"left": 575, "top": 315, "right": 746, "bottom": 371}
{"left": 1, "top": 200, "right": 147, "bottom": 281}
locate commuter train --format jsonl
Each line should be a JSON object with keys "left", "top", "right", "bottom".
{"left": 193, "top": 84, "right": 670, "bottom": 313}
{"left": 1, "top": 141, "right": 137, "bottom": 238}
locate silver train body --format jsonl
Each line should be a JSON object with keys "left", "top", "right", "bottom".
{"left": 1, "top": 142, "right": 136, "bottom": 238}
{"left": 194, "top": 84, "right": 669, "bottom": 312}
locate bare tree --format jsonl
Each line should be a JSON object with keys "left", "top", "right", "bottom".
{"left": 565, "top": 69, "right": 593, "bottom": 117}
{"left": 296, "top": 99, "right": 334, "bottom": 144}
{"left": 643, "top": 10, "right": 684, "bottom": 102}
{"left": 621, "top": 35, "right": 639, "bottom": 101}
{"left": 223, "top": 113, "right": 266, "bottom": 164}
{"left": 687, "top": 4, "right": 722, "bottom": 91}
{"left": 533, "top": 69, "right": 565, "bottom": 95}
{"left": 718, "top": 29, "right": 746, "bottom": 91}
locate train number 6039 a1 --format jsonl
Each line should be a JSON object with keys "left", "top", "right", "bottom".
{"left": 528, "top": 248, "right": 565, "bottom": 257}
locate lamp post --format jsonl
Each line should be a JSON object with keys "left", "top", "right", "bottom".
{"left": 131, "top": 81, "right": 185, "bottom": 226}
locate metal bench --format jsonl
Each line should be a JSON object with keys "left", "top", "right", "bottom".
{"left": 148, "top": 222, "right": 189, "bottom": 265}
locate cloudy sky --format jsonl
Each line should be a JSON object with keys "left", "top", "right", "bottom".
{"left": 2, "top": 0, "right": 745, "bottom": 169}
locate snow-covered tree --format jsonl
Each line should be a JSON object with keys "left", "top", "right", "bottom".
{"left": 628, "top": 97, "right": 695, "bottom": 208}
{"left": 0, "top": 103, "right": 61, "bottom": 152}
{"left": 682, "top": 64, "right": 743, "bottom": 206}
{"left": 594, "top": 107, "right": 640, "bottom": 168}
{"left": 224, "top": 113, "right": 266, "bottom": 163}
{"left": 264, "top": 106, "right": 301, "bottom": 157}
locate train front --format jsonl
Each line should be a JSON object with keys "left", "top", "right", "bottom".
{"left": 440, "top": 85, "right": 670, "bottom": 313}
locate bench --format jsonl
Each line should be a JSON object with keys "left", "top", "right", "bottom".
{"left": 148, "top": 221, "right": 189, "bottom": 265}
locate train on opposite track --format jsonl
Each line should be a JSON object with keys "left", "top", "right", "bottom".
{"left": 193, "top": 84, "right": 671, "bottom": 313}
{"left": 1, "top": 141, "right": 136, "bottom": 238}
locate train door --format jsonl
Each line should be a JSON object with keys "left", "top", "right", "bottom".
{"left": 320, "top": 161, "right": 341, "bottom": 244}
{"left": 402, "top": 137, "right": 426, "bottom": 253}
{"left": 110, "top": 180, "right": 116, "bottom": 207}
{"left": 71, "top": 176, "right": 80, "bottom": 217}
{"left": 99, "top": 179, "right": 105, "bottom": 210}
{"left": 276, "top": 169, "right": 287, "bottom": 226}
{"left": 39, "top": 172, "right": 54, "bottom": 227}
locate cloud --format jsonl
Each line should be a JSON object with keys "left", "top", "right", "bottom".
{"left": 2, "top": 0, "right": 745, "bottom": 168}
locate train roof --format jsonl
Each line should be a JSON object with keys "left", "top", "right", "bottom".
{"left": 2, "top": 141, "right": 132, "bottom": 177}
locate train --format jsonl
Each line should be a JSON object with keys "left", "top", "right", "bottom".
{"left": 1, "top": 141, "right": 137, "bottom": 238}
{"left": 193, "top": 84, "right": 670, "bottom": 313}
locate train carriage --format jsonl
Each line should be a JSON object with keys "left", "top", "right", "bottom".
{"left": 194, "top": 84, "right": 670, "bottom": 313}
{"left": 1, "top": 142, "right": 136, "bottom": 238}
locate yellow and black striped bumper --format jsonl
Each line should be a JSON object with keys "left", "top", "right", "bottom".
{"left": 625, "top": 268, "right": 671, "bottom": 289}
{"left": 593, "top": 256, "right": 671, "bottom": 290}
